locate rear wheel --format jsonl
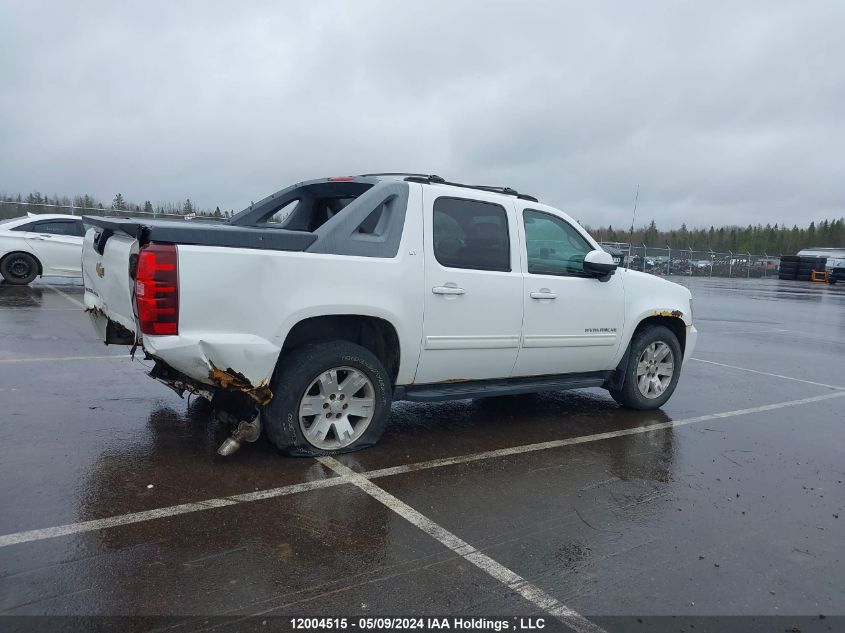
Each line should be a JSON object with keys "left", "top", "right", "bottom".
{"left": 0, "top": 252, "right": 39, "bottom": 285}
{"left": 262, "top": 340, "right": 392, "bottom": 456}
{"left": 609, "top": 325, "right": 682, "bottom": 410}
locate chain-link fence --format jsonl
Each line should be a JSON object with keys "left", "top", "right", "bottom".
{"left": 600, "top": 242, "right": 783, "bottom": 278}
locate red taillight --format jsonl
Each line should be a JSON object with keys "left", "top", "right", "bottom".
{"left": 135, "top": 243, "right": 179, "bottom": 336}
{"left": 328, "top": 176, "right": 355, "bottom": 182}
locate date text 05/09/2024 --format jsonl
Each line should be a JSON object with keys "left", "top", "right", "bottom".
{"left": 289, "top": 617, "right": 548, "bottom": 631}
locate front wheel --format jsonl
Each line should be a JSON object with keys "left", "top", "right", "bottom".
{"left": 262, "top": 340, "right": 392, "bottom": 456}
{"left": 609, "top": 325, "right": 682, "bottom": 410}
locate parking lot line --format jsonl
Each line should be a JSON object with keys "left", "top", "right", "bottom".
{"left": 706, "top": 328, "right": 791, "bottom": 336}
{"left": 319, "top": 456, "right": 608, "bottom": 633}
{"left": 0, "top": 354, "right": 131, "bottom": 363}
{"left": 0, "top": 478, "right": 344, "bottom": 548}
{"left": 690, "top": 357, "right": 845, "bottom": 391}
{"left": 1, "top": 389, "right": 842, "bottom": 550}
{"left": 364, "top": 390, "right": 845, "bottom": 478}
{"left": 42, "top": 283, "right": 85, "bottom": 309}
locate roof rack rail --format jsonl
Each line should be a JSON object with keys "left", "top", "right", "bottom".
{"left": 403, "top": 175, "right": 538, "bottom": 203}
{"left": 359, "top": 172, "right": 443, "bottom": 179}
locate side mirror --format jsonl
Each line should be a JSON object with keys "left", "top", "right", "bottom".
{"left": 584, "top": 249, "right": 618, "bottom": 280}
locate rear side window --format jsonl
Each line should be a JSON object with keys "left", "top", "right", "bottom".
{"left": 433, "top": 197, "right": 510, "bottom": 272}
{"left": 29, "top": 220, "right": 83, "bottom": 237}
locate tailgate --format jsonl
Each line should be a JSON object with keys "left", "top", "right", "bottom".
{"left": 82, "top": 228, "right": 138, "bottom": 333}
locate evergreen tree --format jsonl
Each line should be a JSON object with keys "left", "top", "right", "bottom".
{"left": 644, "top": 220, "right": 658, "bottom": 246}
{"left": 112, "top": 193, "right": 126, "bottom": 210}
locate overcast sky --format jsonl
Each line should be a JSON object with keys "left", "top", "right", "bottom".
{"left": 1, "top": 1, "right": 843, "bottom": 229}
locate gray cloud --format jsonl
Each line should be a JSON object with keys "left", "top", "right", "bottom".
{"left": 1, "top": 0, "right": 843, "bottom": 228}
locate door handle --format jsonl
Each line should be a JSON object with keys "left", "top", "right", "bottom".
{"left": 530, "top": 289, "right": 557, "bottom": 300}
{"left": 432, "top": 283, "right": 465, "bottom": 295}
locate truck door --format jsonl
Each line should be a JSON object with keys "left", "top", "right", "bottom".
{"left": 414, "top": 189, "right": 524, "bottom": 384}
{"left": 512, "top": 205, "right": 625, "bottom": 377}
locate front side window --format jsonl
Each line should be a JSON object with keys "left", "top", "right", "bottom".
{"left": 433, "top": 197, "right": 510, "bottom": 272}
{"left": 523, "top": 209, "right": 592, "bottom": 276}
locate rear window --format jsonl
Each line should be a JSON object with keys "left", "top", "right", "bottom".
{"left": 433, "top": 197, "right": 510, "bottom": 272}
{"left": 264, "top": 200, "right": 300, "bottom": 225}
{"left": 234, "top": 181, "right": 374, "bottom": 232}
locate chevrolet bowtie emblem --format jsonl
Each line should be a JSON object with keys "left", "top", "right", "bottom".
{"left": 95, "top": 262, "right": 105, "bottom": 278}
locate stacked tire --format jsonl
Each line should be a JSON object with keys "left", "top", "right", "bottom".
{"left": 778, "top": 255, "right": 827, "bottom": 281}
{"left": 778, "top": 255, "right": 798, "bottom": 280}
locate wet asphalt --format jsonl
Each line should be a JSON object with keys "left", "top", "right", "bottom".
{"left": 0, "top": 276, "right": 843, "bottom": 631}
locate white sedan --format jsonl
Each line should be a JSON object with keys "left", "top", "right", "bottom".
{"left": 0, "top": 214, "right": 90, "bottom": 285}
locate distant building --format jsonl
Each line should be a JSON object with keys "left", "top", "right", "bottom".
{"left": 796, "top": 247, "right": 845, "bottom": 269}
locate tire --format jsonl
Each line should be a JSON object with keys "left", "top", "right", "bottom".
{"left": 778, "top": 274, "right": 796, "bottom": 281}
{"left": 0, "top": 252, "right": 39, "bottom": 285}
{"left": 262, "top": 340, "right": 392, "bottom": 456}
{"left": 608, "top": 325, "right": 682, "bottom": 410}
{"left": 779, "top": 255, "right": 799, "bottom": 263}
{"left": 797, "top": 264, "right": 813, "bottom": 274}
{"left": 778, "top": 264, "right": 797, "bottom": 273}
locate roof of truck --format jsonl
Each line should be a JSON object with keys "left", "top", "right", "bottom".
{"left": 360, "top": 173, "right": 539, "bottom": 203}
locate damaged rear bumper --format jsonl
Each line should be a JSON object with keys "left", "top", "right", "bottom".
{"left": 143, "top": 333, "right": 280, "bottom": 405}
{"left": 88, "top": 310, "right": 279, "bottom": 405}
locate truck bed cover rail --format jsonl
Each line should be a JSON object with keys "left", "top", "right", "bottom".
{"left": 83, "top": 216, "right": 317, "bottom": 251}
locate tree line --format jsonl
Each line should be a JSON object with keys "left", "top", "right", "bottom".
{"left": 0, "top": 191, "right": 234, "bottom": 221}
{"left": 588, "top": 218, "right": 845, "bottom": 255}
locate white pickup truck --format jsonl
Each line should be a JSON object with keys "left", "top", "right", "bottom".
{"left": 82, "top": 174, "right": 697, "bottom": 456}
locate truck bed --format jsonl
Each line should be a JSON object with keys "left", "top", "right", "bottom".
{"left": 83, "top": 216, "right": 317, "bottom": 252}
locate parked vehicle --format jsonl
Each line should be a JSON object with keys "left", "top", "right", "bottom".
{"left": 602, "top": 245, "right": 624, "bottom": 266}
{"left": 0, "top": 214, "right": 89, "bottom": 285}
{"left": 82, "top": 174, "right": 697, "bottom": 456}
{"left": 829, "top": 268, "right": 845, "bottom": 285}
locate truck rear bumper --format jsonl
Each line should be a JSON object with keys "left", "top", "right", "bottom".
{"left": 143, "top": 333, "right": 281, "bottom": 403}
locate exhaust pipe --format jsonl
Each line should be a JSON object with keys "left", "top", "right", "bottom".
{"left": 217, "top": 410, "right": 261, "bottom": 457}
